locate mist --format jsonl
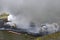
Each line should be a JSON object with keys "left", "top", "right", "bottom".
{"left": 0, "top": 0, "right": 60, "bottom": 23}
{"left": 0, "top": 0, "right": 60, "bottom": 34}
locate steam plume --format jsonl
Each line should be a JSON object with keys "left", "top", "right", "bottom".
{"left": 0, "top": 0, "right": 60, "bottom": 34}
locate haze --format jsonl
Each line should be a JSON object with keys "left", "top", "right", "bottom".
{"left": 0, "top": 0, "right": 60, "bottom": 26}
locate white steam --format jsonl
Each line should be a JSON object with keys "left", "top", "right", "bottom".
{"left": 41, "top": 23, "right": 59, "bottom": 34}
{"left": 8, "top": 14, "right": 31, "bottom": 29}
{"left": 0, "top": 0, "right": 60, "bottom": 34}
{"left": 8, "top": 14, "right": 60, "bottom": 34}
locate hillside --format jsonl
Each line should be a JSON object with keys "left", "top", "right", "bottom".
{"left": 0, "top": 31, "right": 60, "bottom": 40}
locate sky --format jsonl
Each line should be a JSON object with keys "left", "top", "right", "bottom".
{"left": 0, "top": 0, "right": 60, "bottom": 27}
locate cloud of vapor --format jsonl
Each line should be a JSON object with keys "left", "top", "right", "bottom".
{"left": 0, "top": 0, "right": 60, "bottom": 23}
{"left": 0, "top": 0, "right": 60, "bottom": 33}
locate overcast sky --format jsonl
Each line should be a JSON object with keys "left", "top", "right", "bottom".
{"left": 0, "top": 0, "right": 60, "bottom": 24}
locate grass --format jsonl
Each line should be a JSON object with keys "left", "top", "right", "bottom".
{"left": 36, "top": 32, "right": 60, "bottom": 40}
{"left": 0, "top": 31, "right": 35, "bottom": 40}
{"left": 0, "top": 31, "right": 60, "bottom": 40}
